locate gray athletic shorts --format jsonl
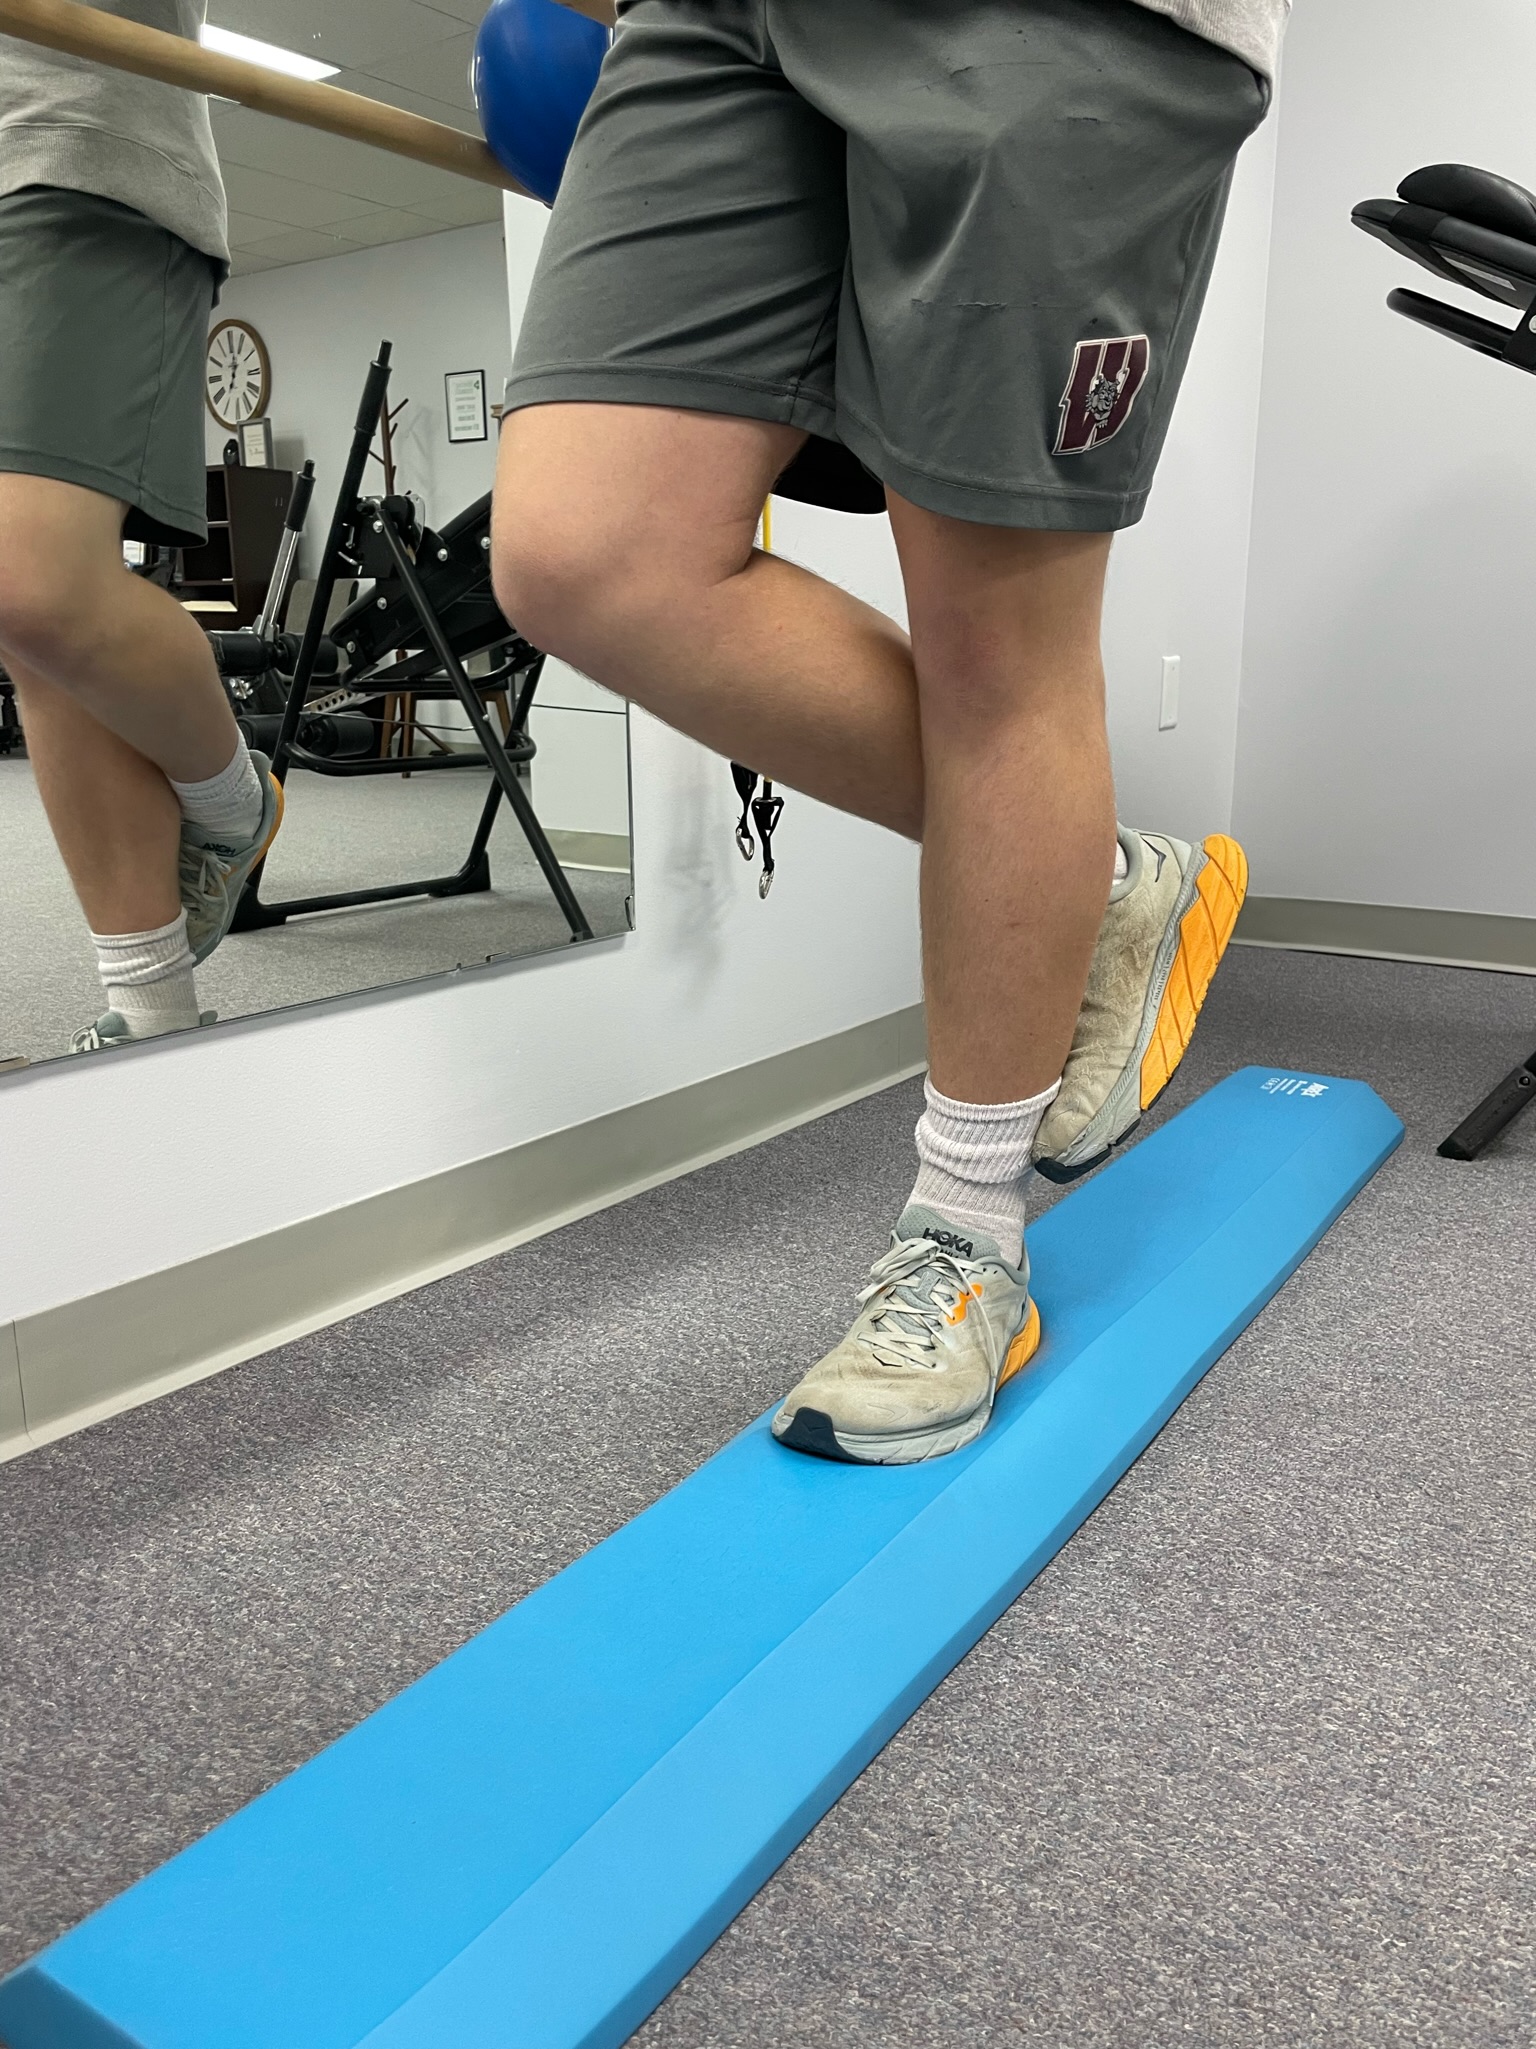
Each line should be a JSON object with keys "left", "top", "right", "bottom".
{"left": 0, "top": 185, "right": 218, "bottom": 547}
{"left": 507, "top": 0, "right": 1269, "bottom": 530}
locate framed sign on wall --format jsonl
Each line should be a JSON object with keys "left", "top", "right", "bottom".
{"left": 445, "top": 369, "right": 488, "bottom": 444}
{"left": 239, "top": 417, "right": 274, "bottom": 467}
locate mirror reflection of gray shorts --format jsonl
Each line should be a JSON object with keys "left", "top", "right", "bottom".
{"left": 506, "top": 0, "right": 1269, "bottom": 530}
{"left": 0, "top": 185, "right": 218, "bottom": 546}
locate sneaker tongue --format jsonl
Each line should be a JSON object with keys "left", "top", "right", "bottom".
{"left": 1108, "top": 824, "right": 1146, "bottom": 903}
{"left": 894, "top": 1203, "right": 1002, "bottom": 1267}
{"left": 183, "top": 827, "right": 248, "bottom": 859}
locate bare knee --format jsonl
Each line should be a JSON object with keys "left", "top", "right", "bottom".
{"left": 492, "top": 401, "right": 791, "bottom": 666}
{"left": 491, "top": 494, "right": 622, "bottom": 667}
{"left": 897, "top": 520, "right": 1112, "bottom": 730}
{"left": 917, "top": 619, "right": 1109, "bottom": 741}
{"left": 0, "top": 554, "right": 109, "bottom": 673}
{"left": 493, "top": 482, "right": 746, "bottom": 679}
{"left": 0, "top": 473, "right": 130, "bottom": 672}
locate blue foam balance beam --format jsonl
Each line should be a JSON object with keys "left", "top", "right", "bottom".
{"left": 0, "top": 1067, "right": 1401, "bottom": 2049}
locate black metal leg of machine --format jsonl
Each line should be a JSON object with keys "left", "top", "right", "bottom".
{"left": 235, "top": 843, "right": 499, "bottom": 929}
{"left": 420, "top": 654, "right": 550, "bottom": 901}
{"left": 231, "top": 344, "right": 590, "bottom": 939}
{"left": 271, "top": 346, "right": 395, "bottom": 786}
{"left": 373, "top": 517, "right": 592, "bottom": 941}
{"left": 1437, "top": 1052, "right": 1536, "bottom": 1160}
{"left": 234, "top": 345, "right": 401, "bottom": 930}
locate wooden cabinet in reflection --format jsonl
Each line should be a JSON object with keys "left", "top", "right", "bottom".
{"left": 180, "top": 465, "right": 292, "bottom": 628}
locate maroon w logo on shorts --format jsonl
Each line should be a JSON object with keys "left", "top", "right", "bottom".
{"left": 1053, "top": 335, "right": 1151, "bottom": 456}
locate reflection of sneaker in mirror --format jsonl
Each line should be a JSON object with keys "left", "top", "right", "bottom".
{"left": 70, "top": 1008, "right": 217, "bottom": 1053}
{"left": 772, "top": 1205, "right": 1042, "bottom": 1466}
{"left": 1034, "top": 826, "right": 1248, "bottom": 1184}
{"left": 179, "top": 751, "right": 285, "bottom": 965}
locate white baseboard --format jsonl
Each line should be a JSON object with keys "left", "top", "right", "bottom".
{"left": 0, "top": 1321, "right": 24, "bottom": 1462}
{"left": 2, "top": 1005, "right": 926, "bottom": 1465}
{"left": 1236, "top": 896, "right": 1536, "bottom": 975}
{"left": 546, "top": 829, "right": 631, "bottom": 874}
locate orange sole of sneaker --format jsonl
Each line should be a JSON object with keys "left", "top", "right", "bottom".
{"left": 1138, "top": 833, "right": 1249, "bottom": 1112}
{"left": 998, "top": 1299, "right": 1043, "bottom": 1392}
{"left": 260, "top": 771, "right": 286, "bottom": 861}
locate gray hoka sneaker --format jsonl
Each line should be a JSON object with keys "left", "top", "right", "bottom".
{"left": 69, "top": 1009, "right": 216, "bottom": 1053}
{"left": 1033, "top": 825, "right": 1248, "bottom": 1183}
{"left": 772, "top": 1204, "right": 1043, "bottom": 1466}
{"left": 179, "top": 751, "right": 285, "bottom": 965}
{"left": 70, "top": 1010, "right": 137, "bottom": 1054}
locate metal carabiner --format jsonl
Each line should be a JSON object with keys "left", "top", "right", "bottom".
{"left": 752, "top": 786, "right": 784, "bottom": 899}
{"left": 730, "top": 761, "right": 759, "bottom": 861}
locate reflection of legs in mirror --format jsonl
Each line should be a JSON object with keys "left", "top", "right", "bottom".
{"left": 7, "top": 663, "right": 194, "bottom": 1043}
{"left": 0, "top": 473, "right": 283, "bottom": 1047}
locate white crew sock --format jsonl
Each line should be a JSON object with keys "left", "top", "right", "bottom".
{"left": 170, "top": 738, "right": 264, "bottom": 847}
{"left": 1113, "top": 836, "right": 1129, "bottom": 884}
{"left": 90, "top": 911, "right": 200, "bottom": 1037}
{"left": 906, "top": 1076, "right": 1060, "bottom": 1267}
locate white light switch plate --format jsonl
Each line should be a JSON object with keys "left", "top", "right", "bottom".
{"left": 1159, "top": 655, "right": 1180, "bottom": 731}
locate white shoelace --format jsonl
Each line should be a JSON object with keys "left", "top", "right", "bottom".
{"left": 854, "top": 1238, "right": 1002, "bottom": 1375}
{"left": 178, "top": 840, "right": 236, "bottom": 918}
{"left": 69, "top": 1019, "right": 124, "bottom": 1053}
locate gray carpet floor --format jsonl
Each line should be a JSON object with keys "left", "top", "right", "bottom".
{"left": 0, "top": 756, "right": 630, "bottom": 1066}
{"left": 2, "top": 946, "right": 1533, "bottom": 2045}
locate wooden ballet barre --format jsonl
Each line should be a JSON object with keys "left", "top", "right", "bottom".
{"left": 0, "top": 0, "right": 531, "bottom": 194}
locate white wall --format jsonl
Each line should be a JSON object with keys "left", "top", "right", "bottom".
{"left": 208, "top": 222, "right": 512, "bottom": 552}
{"left": 1103, "top": 114, "right": 1281, "bottom": 842}
{"left": 0, "top": 133, "right": 1286, "bottom": 1327}
{"left": 1233, "top": 0, "right": 1536, "bottom": 914}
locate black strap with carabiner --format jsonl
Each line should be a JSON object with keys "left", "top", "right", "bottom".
{"left": 730, "top": 761, "right": 784, "bottom": 899}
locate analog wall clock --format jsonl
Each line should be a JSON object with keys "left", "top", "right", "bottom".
{"left": 205, "top": 318, "right": 271, "bottom": 429}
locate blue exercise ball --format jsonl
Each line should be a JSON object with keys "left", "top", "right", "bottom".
{"left": 473, "top": 0, "right": 611, "bottom": 208}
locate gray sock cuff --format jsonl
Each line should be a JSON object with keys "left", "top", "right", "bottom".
{"left": 917, "top": 1075, "right": 1060, "bottom": 1186}
{"left": 89, "top": 910, "right": 194, "bottom": 987}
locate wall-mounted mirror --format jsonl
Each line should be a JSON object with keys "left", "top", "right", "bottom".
{"left": 0, "top": 0, "right": 632, "bottom": 1072}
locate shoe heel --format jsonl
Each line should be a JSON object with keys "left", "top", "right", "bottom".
{"left": 1138, "top": 835, "right": 1249, "bottom": 1109}
{"left": 998, "top": 1300, "right": 1043, "bottom": 1390}
{"left": 258, "top": 772, "right": 286, "bottom": 861}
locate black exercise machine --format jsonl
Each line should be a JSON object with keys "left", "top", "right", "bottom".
{"left": 1354, "top": 163, "right": 1536, "bottom": 1158}
{"left": 209, "top": 341, "right": 593, "bottom": 943}
{"left": 0, "top": 674, "right": 20, "bottom": 756}
{"left": 209, "top": 352, "right": 889, "bottom": 921}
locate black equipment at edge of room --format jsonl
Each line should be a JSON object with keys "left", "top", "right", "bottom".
{"left": 1353, "top": 162, "right": 1536, "bottom": 1159}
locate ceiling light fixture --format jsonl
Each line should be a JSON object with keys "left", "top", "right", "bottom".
{"left": 198, "top": 24, "right": 339, "bottom": 83}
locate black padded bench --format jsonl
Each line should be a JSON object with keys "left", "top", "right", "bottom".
{"left": 1355, "top": 163, "right": 1536, "bottom": 1157}
{"left": 1354, "top": 161, "right": 1536, "bottom": 371}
